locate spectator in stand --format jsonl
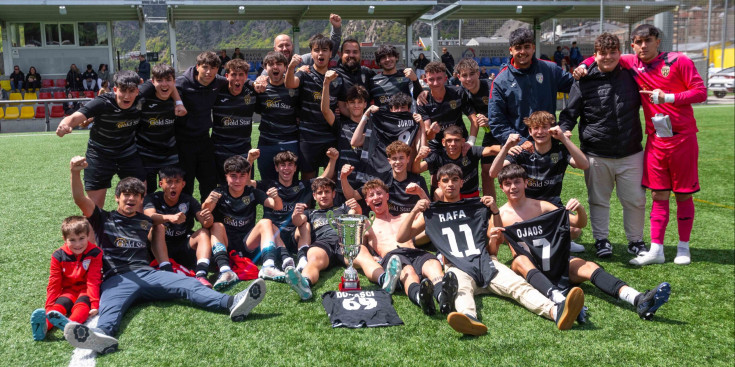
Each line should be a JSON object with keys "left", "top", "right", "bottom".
{"left": 441, "top": 48, "right": 455, "bottom": 78}
{"left": 560, "top": 58, "right": 570, "bottom": 72}
{"left": 449, "top": 71, "right": 462, "bottom": 86}
{"left": 554, "top": 46, "right": 564, "bottom": 67}
{"left": 82, "top": 64, "right": 98, "bottom": 91}
{"left": 25, "top": 66, "right": 42, "bottom": 91}
{"left": 219, "top": 50, "right": 231, "bottom": 75}
{"left": 10, "top": 65, "right": 24, "bottom": 91}
{"left": 137, "top": 55, "right": 151, "bottom": 82}
{"left": 232, "top": 48, "right": 244, "bottom": 60}
{"left": 569, "top": 41, "right": 582, "bottom": 67}
{"left": 413, "top": 53, "right": 429, "bottom": 80}
{"left": 66, "top": 64, "right": 83, "bottom": 91}
{"left": 479, "top": 67, "right": 489, "bottom": 80}
{"left": 97, "top": 64, "right": 111, "bottom": 90}
{"left": 97, "top": 80, "right": 110, "bottom": 96}
{"left": 63, "top": 92, "right": 82, "bottom": 116}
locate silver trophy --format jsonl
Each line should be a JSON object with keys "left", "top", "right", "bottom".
{"left": 327, "top": 212, "right": 373, "bottom": 291}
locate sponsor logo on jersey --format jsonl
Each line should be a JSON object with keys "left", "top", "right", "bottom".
{"left": 116, "top": 120, "right": 138, "bottom": 129}
{"left": 223, "top": 215, "right": 249, "bottom": 227}
{"left": 438, "top": 210, "right": 467, "bottom": 222}
{"left": 510, "top": 82, "right": 517, "bottom": 88}
{"left": 312, "top": 217, "right": 328, "bottom": 229}
{"left": 220, "top": 98, "right": 229, "bottom": 103}
{"left": 148, "top": 103, "right": 158, "bottom": 108}
{"left": 114, "top": 237, "right": 147, "bottom": 248}
{"left": 536, "top": 73, "right": 544, "bottom": 84}
{"left": 148, "top": 117, "right": 175, "bottom": 126}
{"left": 222, "top": 116, "right": 252, "bottom": 126}
{"left": 265, "top": 98, "right": 292, "bottom": 110}
{"left": 82, "top": 258, "right": 91, "bottom": 270}
{"left": 516, "top": 225, "right": 544, "bottom": 238}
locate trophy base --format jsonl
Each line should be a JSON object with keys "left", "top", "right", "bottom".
{"left": 339, "top": 276, "right": 361, "bottom": 292}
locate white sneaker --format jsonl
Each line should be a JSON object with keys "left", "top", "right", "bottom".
{"left": 674, "top": 247, "right": 691, "bottom": 265}
{"left": 629, "top": 251, "right": 665, "bottom": 266}
{"left": 258, "top": 266, "right": 286, "bottom": 282}
{"left": 569, "top": 241, "right": 585, "bottom": 253}
{"left": 64, "top": 322, "right": 119, "bottom": 354}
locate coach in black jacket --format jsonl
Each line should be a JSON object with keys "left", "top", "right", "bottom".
{"left": 558, "top": 33, "right": 646, "bottom": 259}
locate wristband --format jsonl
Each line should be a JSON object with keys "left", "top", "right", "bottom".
{"left": 664, "top": 93, "right": 675, "bottom": 104}
{"left": 467, "top": 136, "right": 477, "bottom": 145}
{"left": 491, "top": 210, "right": 500, "bottom": 216}
{"left": 175, "top": 100, "right": 183, "bottom": 106}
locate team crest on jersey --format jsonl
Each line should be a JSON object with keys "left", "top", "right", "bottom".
{"left": 140, "top": 221, "right": 151, "bottom": 231}
{"left": 661, "top": 66, "right": 670, "bottom": 77}
{"left": 536, "top": 73, "right": 544, "bottom": 84}
{"left": 396, "top": 77, "right": 406, "bottom": 83}
{"left": 449, "top": 100, "right": 458, "bottom": 109}
{"left": 312, "top": 91, "right": 322, "bottom": 101}
{"left": 288, "top": 89, "right": 296, "bottom": 97}
{"left": 292, "top": 186, "right": 301, "bottom": 193}
{"left": 461, "top": 156, "right": 470, "bottom": 166}
{"left": 550, "top": 153, "right": 560, "bottom": 164}
{"left": 241, "top": 195, "right": 252, "bottom": 205}
{"left": 243, "top": 94, "right": 253, "bottom": 104}
{"left": 482, "top": 96, "right": 489, "bottom": 105}
{"left": 82, "top": 258, "right": 91, "bottom": 270}
{"left": 379, "top": 95, "right": 389, "bottom": 104}
{"left": 178, "top": 203, "right": 189, "bottom": 213}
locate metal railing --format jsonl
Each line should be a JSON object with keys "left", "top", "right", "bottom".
{"left": 0, "top": 98, "right": 92, "bottom": 132}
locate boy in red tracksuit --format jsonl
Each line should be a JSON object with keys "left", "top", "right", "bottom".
{"left": 31, "top": 216, "right": 103, "bottom": 341}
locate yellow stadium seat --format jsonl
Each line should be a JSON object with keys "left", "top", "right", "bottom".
{"left": 0, "top": 80, "right": 10, "bottom": 91}
{"left": 4, "top": 106, "right": 20, "bottom": 119}
{"left": 24, "top": 92, "right": 37, "bottom": 100}
{"left": 20, "top": 105, "right": 34, "bottom": 119}
{"left": 9, "top": 92, "right": 22, "bottom": 105}
{"left": 0, "top": 107, "right": 4, "bottom": 119}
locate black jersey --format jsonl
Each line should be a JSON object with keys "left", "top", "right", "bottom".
{"left": 211, "top": 84, "right": 257, "bottom": 156}
{"left": 506, "top": 141, "right": 571, "bottom": 207}
{"left": 335, "top": 115, "right": 364, "bottom": 193}
{"left": 79, "top": 93, "right": 141, "bottom": 157}
{"left": 425, "top": 146, "right": 484, "bottom": 194}
{"left": 255, "top": 82, "right": 299, "bottom": 145}
{"left": 465, "top": 79, "right": 500, "bottom": 146}
{"left": 423, "top": 198, "right": 497, "bottom": 287}
{"left": 360, "top": 110, "right": 420, "bottom": 178}
{"left": 256, "top": 179, "right": 313, "bottom": 231}
{"left": 333, "top": 64, "right": 375, "bottom": 101}
{"left": 321, "top": 290, "right": 403, "bottom": 328}
{"left": 212, "top": 185, "right": 267, "bottom": 248}
{"left": 367, "top": 72, "right": 422, "bottom": 107}
{"left": 306, "top": 204, "right": 350, "bottom": 244}
{"left": 136, "top": 95, "right": 178, "bottom": 167}
{"left": 87, "top": 206, "right": 153, "bottom": 279}
{"left": 504, "top": 208, "right": 571, "bottom": 289}
{"left": 143, "top": 191, "right": 201, "bottom": 244}
{"left": 295, "top": 68, "right": 343, "bottom": 143}
{"left": 175, "top": 67, "right": 229, "bottom": 139}
{"left": 417, "top": 86, "right": 474, "bottom": 145}
{"left": 386, "top": 173, "right": 429, "bottom": 215}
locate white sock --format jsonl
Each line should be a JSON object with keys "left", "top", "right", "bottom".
{"left": 619, "top": 286, "right": 640, "bottom": 306}
{"left": 551, "top": 290, "right": 566, "bottom": 304}
{"left": 296, "top": 257, "right": 308, "bottom": 270}
{"left": 263, "top": 259, "right": 275, "bottom": 268}
{"left": 198, "top": 258, "right": 210, "bottom": 266}
{"left": 677, "top": 241, "right": 690, "bottom": 254}
{"left": 219, "top": 265, "right": 232, "bottom": 273}
{"left": 649, "top": 243, "right": 664, "bottom": 256}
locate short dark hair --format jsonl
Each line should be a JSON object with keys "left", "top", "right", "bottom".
{"left": 387, "top": 93, "right": 412, "bottom": 109}
{"left": 595, "top": 33, "right": 621, "bottom": 53}
{"left": 375, "top": 44, "right": 399, "bottom": 64}
{"left": 263, "top": 51, "right": 288, "bottom": 66}
{"left": 341, "top": 37, "right": 360, "bottom": 53}
{"left": 309, "top": 34, "right": 333, "bottom": 52}
{"left": 444, "top": 125, "right": 465, "bottom": 137}
{"left": 61, "top": 216, "right": 90, "bottom": 239}
{"left": 362, "top": 179, "right": 389, "bottom": 197}
{"left": 115, "top": 177, "right": 146, "bottom": 197}
{"left": 509, "top": 28, "right": 534, "bottom": 47}
{"left": 151, "top": 63, "right": 175, "bottom": 80}
{"left": 455, "top": 58, "right": 479, "bottom": 74}
{"left": 274, "top": 151, "right": 298, "bottom": 165}
{"left": 113, "top": 70, "right": 140, "bottom": 91}
{"left": 196, "top": 51, "right": 220, "bottom": 68}
{"left": 631, "top": 24, "right": 662, "bottom": 42}
{"left": 159, "top": 166, "right": 185, "bottom": 180}
{"left": 424, "top": 61, "right": 446, "bottom": 75}
{"left": 223, "top": 155, "right": 251, "bottom": 174}
{"left": 346, "top": 85, "right": 370, "bottom": 103}
{"left": 498, "top": 163, "right": 528, "bottom": 185}
{"left": 437, "top": 164, "right": 463, "bottom": 181}
{"left": 224, "top": 58, "right": 250, "bottom": 74}
{"left": 87, "top": 64, "right": 93, "bottom": 69}
{"left": 311, "top": 177, "right": 336, "bottom": 192}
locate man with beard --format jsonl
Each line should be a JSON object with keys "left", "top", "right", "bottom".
{"left": 263, "top": 14, "right": 342, "bottom": 76}
{"left": 333, "top": 37, "right": 376, "bottom": 116}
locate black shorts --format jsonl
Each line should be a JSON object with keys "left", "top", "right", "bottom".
{"left": 279, "top": 227, "right": 298, "bottom": 254}
{"left": 481, "top": 133, "right": 501, "bottom": 165}
{"left": 166, "top": 234, "right": 198, "bottom": 268}
{"left": 308, "top": 239, "right": 347, "bottom": 269}
{"left": 84, "top": 146, "right": 146, "bottom": 191}
{"left": 227, "top": 227, "right": 259, "bottom": 261}
{"left": 298, "top": 140, "right": 336, "bottom": 173}
{"left": 380, "top": 247, "right": 437, "bottom": 276}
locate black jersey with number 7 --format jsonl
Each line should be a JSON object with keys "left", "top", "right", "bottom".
{"left": 423, "top": 198, "right": 497, "bottom": 287}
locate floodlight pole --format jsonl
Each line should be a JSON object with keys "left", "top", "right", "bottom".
{"left": 599, "top": 0, "right": 604, "bottom": 34}
{"left": 406, "top": 20, "right": 414, "bottom": 68}
{"left": 721, "top": 0, "right": 729, "bottom": 68}
{"left": 169, "top": 21, "right": 178, "bottom": 72}
{"left": 706, "top": 0, "right": 713, "bottom": 104}
{"left": 431, "top": 21, "right": 438, "bottom": 61}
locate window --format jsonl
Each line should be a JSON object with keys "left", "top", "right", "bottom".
{"left": 60, "top": 24, "right": 75, "bottom": 45}
{"left": 78, "top": 23, "right": 108, "bottom": 46}
{"left": 45, "top": 24, "right": 59, "bottom": 46}
{"left": 12, "top": 23, "right": 42, "bottom": 47}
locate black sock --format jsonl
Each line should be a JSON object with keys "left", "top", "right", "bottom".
{"left": 297, "top": 246, "right": 308, "bottom": 261}
{"left": 407, "top": 283, "right": 421, "bottom": 306}
{"left": 526, "top": 269, "right": 556, "bottom": 299}
{"left": 262, "top": 246, "right": 277, "bottom": 265}
{"left": 278, "top": 247, "right": 291, "bottom": 265}
{"left": 306, "top": 277, "right": 313, "bottom": 288}
{"left": 590, "top": 268, "right": 628, "bottom": 298}
{"left": 195, "top": 262, "right": 209, "bottom": 277}
{"left": 433, "top": 281, "right": 444, "bottom": 303}
{"left": 377, "top": 272, "right": 386, "bottom": 287}
{"left": 213, "top": 250, "right": 230, "bottom": 270}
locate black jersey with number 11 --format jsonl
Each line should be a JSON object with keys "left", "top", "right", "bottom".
{"left": 423, "top": 198, "right": 497, "bottom": 287}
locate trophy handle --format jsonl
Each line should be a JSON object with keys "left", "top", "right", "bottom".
{"left": 366, "top": 211, "right": 376, "bottom": 229}
{"left": 326, "top": 210, "right": 337, "bottom": 231}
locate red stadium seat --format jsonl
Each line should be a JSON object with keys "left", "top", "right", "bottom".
{"left": 49, "top": 104, "right": 65, "bottom": 118}
{"left": 361, "top": 60, "right": 371, "bottom": 67}
{"left": 35, "top": 105, "right": 46, "bottom": 118}
{"left": 70, "top": 91, "right": 80, "bottom": 98}
{"left": 54, "top": 79, "right": 67, "bottom": 88}
{"left": 41, "top": 79, "right": 54, "bottom": 88}
{"left": 83, "top": 90, "right": 95, "bottom": 98}
{"left": 53, "top": 92, "right": 66, "bottom": 99}
{"left": 39, "top": 92, "right": 52, "bottom": 99}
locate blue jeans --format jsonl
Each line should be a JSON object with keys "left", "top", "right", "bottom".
{"left": 10, "top": 80, "right": 22, "bottom": 91}
{"left": 96, "top": 268, "right": 230, "bottom": 336}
